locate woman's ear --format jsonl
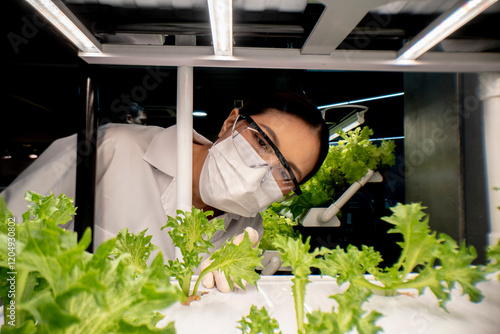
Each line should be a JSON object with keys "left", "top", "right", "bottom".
{"left": 218, "top": 108, "right": 240, "bottom": 138}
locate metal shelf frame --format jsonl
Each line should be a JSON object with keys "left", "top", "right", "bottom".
{"left": 23, "top": 0, "right": 500, "bottom": 247}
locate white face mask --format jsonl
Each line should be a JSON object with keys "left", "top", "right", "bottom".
{"left": 199, "top": 135, "right": 284, "bottom": 217}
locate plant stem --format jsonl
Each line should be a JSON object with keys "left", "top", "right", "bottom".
{"left": 192, "top": 268, "right": 210, "bottom": 296}
{"left": 396, "top": 275, "right": 433, "bottom": 291}
{"left": 15, "top": 269, "right": 29, "bottom": 325}
{"left": 351, "top": 277, "right": 388, "bottom": 292}
{"left": 292, "top": 276, "right": 307, "bottom": 334}
{"left": 181, "top": 274, "right": 192, "bottom": 297}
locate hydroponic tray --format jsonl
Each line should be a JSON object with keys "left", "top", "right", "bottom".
{"left": 1, "top": 275, "right": 499, "bottom": 333}
{"left": 158, "top": 274, "right": 500, "bottom": 334}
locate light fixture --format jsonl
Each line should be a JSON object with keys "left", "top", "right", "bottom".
{"left": 193, "top": 110, "right": 208, "bottom": 117}
{"left": 369, "top": 136, "right": 405, "bottom": 142}
{"left": 1, "top": 155, "right": 12, "bottom": 160}
{"left": 318, "top": 92, "right": 404, "bottom": 109}
{"left": 24, "top": 0, "right": 101, "bottom": 53}
{"left": 323, "top": 105, "right": 368, "bottom": 142}
{"left": 328, "top": 113, "right": 365, "bottom": 141}
{"left": 29, "top": 154, "right": 38, "bottom": 159}
{"left": 207, "top": 0, "right": 233, "bottom": 56}
{"left": 397, "top": 0, "right": 497, "bottom": 61}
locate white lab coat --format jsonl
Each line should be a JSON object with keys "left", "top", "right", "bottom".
{"left": 1, "top": 123, "right": 263, "bottom": 260}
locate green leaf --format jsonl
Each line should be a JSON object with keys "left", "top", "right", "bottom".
{"left": 274, "top": 235, "right": 330, "bottom": 278}
{"left": 266, "top": 126, "right": 395, "bottom": 220}
{"left": 0, "top": 192, "right": 183, "bottom": 333}
{"left": 0, "top": 319, "right": 37, "bottom": 334}
{"left": 319, "top": 245, "right": 383, "bottom": 287}
{"left": 117, "top": 319, "right": 176, "bottom": 334}
{"left": 433, "top": 234, "right": 486, "bottom": 305}
{"left": 0, "top": 195, "right": 13, "bottom": 229}
{"left": 486, "top": 241, "right": 500, "bottom": 280}
{"left": 273, "top": 235, "right": 331, "bottom": 333}
{"left": 109, "top": 228, "right": 159, "bottom": 275}
{"left": 162, "top": 207, "right": 225, "bottom": 296}
{"left": 23, "top": 191, "right": 77, "bottom": 227}
{"left": 259, "top": 208, "right": 299, "bottom": 251}
{"left": 305, "top": 285, "right": 382, "bottom": 334}
{"left": 238, "top": 305, "right": 281, "bottom": 334}
{"left": 163, "top": 207, "right": 224, "bottom": 257}
{"left": 382, "top": 203, "right": 439, "bottom": 278}
{"left": 199, "top": 232, "right": 262, "bottom": 291}
{"left": 319, "top": 203, "right": 487, "bottom": 311}
{"left": 19, "top": 289, "right": 81, "bottom": 332}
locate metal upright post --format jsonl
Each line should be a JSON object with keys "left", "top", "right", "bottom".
{"left": 75, "top": 64, "right": 98, "bottom": 252}
{"left": 176, "top": 66, "right": 194, "bottom": 211}
{"left": 175, "top": 66, "right": 194, "bottom": 260}
{"left": 480, "top": 72, "right": 500, "bottom": 246}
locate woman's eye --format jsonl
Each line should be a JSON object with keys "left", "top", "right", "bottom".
{"left": 255, "top": 135, "right": 273, "bottom": 153}
{"left": 279, "top": 167, "right": 291, "bottom": 180}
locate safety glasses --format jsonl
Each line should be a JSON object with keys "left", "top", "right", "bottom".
{"left": 231, "top": 114, "right": 302, "bottom": 196}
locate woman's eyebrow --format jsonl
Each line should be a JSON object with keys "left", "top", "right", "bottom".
{"left": 259, "top": 122, "right": 304, "bottom": 181}
{"left": 258, "top": 123, "right": 280, "bottom": 147}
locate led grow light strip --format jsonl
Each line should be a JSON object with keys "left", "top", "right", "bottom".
{"left": 207, "top": 0, "right": 233, "bottom": 56}
{"left": 318, "top": 92, "right": 404, "bottom": 109}
{"left": 369, "top": 136, "right": 405, "bottom": 142}
{"left": 193, "top": 110, "right": 208, "bottom": 117}
{"left": 25, "top": 0, "right": 101, "bottom": 53}
{"left": 397, "top": 0, "right": 497, "bottom": 61}
{"left": 328, "top": 111, "right": 365, "bottom": 141}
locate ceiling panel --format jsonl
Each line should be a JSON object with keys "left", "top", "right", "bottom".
{"left": 57, "top": 0, "right": 500, "bottom": 54}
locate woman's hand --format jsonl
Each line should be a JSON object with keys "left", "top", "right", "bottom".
{"left": 200, "top": 227, "right": 260, "bottom": 293}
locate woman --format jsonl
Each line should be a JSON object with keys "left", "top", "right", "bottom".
{"left": 1, "top": 91, "right": 329, "bottom": 261}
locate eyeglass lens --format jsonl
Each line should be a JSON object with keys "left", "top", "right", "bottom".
{"left": 232, "top": 116, "right": 300, "bottom": 195}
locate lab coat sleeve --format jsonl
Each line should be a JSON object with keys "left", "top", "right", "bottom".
{"left": 0, "top": 134, "right": 78, "bottom": 222}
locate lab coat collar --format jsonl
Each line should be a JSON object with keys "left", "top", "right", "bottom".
{"left": 143, "top": 125, "right": 213, "bottom": 177}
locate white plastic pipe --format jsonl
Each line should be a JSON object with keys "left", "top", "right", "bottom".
{"left": 480, "top": 72, "right": 500, "bottom": 246}
{"left": 261, "top": 256, "right": 282, "bottom": 276}
{"left": 319, "top": 169, "right": 375, "bottom": 223}
{"left": 175, "top": 66, "right": 193, "bottom": 261}
{"left": 176, "top": 66, "right": 194, "bottom": 211}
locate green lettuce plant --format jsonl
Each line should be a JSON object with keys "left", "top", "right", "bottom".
{"left": 163, "top": 208, "right": 262, "bottom": 299}
{"left": 237, "top": 305, "right": 281, "bottom": 334}
{"left": 259, "top": 207, "right": 300, "bottom": 251}
{"left": 318, "top": 203, "right": 486, "bottom": 309}
{"left": 273, "top": 235, "right": 331, "bottom": 333}
{"left": 246, "top": 203, "right": 490, "bottom": 334}
{"left": 271, "top": 126, "right": 396, "bottom": 221}
{"left": 259, "top": 126, "right": 396, "bottom": 250}
{"left": 0, "top": 192, "right": 183, "bottom": 333}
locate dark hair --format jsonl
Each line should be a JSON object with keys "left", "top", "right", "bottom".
{"left": 125, "top": 102, "right": 147, "bottom": 118}
{"left": 239, "top": 91, "right": 329, "bottom": 185}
